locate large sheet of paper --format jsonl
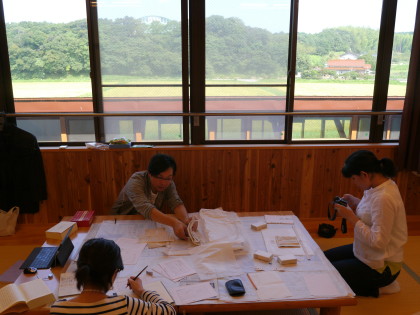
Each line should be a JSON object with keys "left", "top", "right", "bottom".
{"left": 115, "top": 238, "right": 146, "bottom": 265}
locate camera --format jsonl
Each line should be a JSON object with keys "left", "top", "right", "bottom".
{"left": 328, "top": 196, "right": 348, "bottom": 233}
{"left": 333, "top": 196, "right": 348, "bottom": 207}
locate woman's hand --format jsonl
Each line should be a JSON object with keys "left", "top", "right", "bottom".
{"left": 335, "top": 204, "right": 360, "bottom": 225}
{"left": 342, "top": 194, "right": 360, "bottom": 210}
{"left": 127, "top": 276, "right": 145, "bottom": 296}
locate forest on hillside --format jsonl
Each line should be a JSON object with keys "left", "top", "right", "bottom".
{"left": 6, "top": 15, "right": 413, "bottom": 80}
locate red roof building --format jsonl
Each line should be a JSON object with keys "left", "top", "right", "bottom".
{"left": 325, "top": 59, "right": 372, "bottom": 74}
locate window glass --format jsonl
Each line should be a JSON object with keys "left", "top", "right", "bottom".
{"left": 384, "top": 0, "right": 417, "bottom": 140}
{"left": 3, "top": 0, "right": 93, "bottom": 142}
{"left": 97, "top": 0, "right": 183, "bottom": 142}
{"left": 295, "top": 0, "right": 382, "bottom": 140}
{"left": 205, "top": 0, "right": 290, "bottom": 141}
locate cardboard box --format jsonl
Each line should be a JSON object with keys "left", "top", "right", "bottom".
{"left": 71, "top": 210, "right": 95, "bottom": 227}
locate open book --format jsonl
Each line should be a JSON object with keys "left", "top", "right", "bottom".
{"left": 0, "top": 278, "right": 56, "bottom": 314}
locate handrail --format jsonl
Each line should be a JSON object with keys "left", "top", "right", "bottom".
{"left": 5, "top": 111, "right": 401, "bottom": 117}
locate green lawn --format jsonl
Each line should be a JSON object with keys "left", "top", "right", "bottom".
{"left": 12, "top": 79, "right": 407, "bottom": 98}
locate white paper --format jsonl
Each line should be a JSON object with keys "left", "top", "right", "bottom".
{"left": 247, "top": 271, "right": 284, "bottom": 289}
{"left": 256, "top": 283, "right": 291, "bottom": 300}
{"left": 264, "top": 215, "right": 294, "bottom": 225}
{"left": 191, "top": 242, "right": 243, "bottom": 280}
{"left": 143, "top": 281, "right": 174, "bottom": 303}
{"left": 141, "top": 228, "right": 174, "bottom": 243}
{"left": 115, "top": 238, "right": 146, "bottom": 265}
{"left": 170, "top": 282, "right": 218, "bottom": 305}
{"left": 303, "top": 272, "right": 340, "bottom": 297}
{"left": 159, "top": 258, "right": 196, "bottom": 281}
{"left": 58, "top": 272, "right": 81, "bottom": 297}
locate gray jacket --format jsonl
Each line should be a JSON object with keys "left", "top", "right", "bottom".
{"left": 111, "top": 171, "right": 184, "bottom": 219}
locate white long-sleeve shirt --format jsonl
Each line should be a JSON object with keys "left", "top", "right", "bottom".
{"left": 353, "top": 179, "right": 408, "bottom": 269}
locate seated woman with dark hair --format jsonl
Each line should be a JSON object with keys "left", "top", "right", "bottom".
{"left": 324, "top": 150, "right": 408, "bottom": 298}
{"left": 50, "top": 238, "right": 176, "bottom": 315}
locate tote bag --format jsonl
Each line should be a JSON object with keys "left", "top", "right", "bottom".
{"left": 0, "top": 206, "right": 19, "bottom": 236}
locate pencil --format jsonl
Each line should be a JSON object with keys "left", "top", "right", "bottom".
{"left": 127, "top": 265, "right": 148, "bottom": 288}
{"left": 133, "top": 265, "right": 148, "bottom": 280}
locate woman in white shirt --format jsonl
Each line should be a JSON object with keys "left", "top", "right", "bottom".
{"left": 324, "top": 150, "right": 408, "bottom": 297}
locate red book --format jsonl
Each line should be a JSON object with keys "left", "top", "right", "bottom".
{"left": 71, "top": 210, "right": 95, "bottom": 227}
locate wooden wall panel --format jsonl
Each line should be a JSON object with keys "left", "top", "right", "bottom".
{"left": 18, "top": 145, "right": 420, "bottom": 224}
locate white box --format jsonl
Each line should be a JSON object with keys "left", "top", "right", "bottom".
{"left": 251, "top": 222, "right": 267, "bottom": 231}
{"left": 278, "top": 254, "right": 297, "bottom": 265}
{"left": 254, "top": 250, "right": 273, "bottom": 262}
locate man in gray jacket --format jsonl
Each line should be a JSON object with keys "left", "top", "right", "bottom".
{"left": 112, "top": 153, "right": 190, "bottom": 239}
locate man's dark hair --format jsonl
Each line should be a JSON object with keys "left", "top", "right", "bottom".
{"left": 148, "top": 153, "right": 177, "bottom": 176}
{"left": 75, "top": 238, "right": 124, "bottom": 291}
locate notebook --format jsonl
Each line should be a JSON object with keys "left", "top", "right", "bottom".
{"left": 20, "top": 226, "right": 74, "bottom": 269}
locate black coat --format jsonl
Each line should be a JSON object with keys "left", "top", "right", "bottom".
{"left": 0, "top": 123, "right": 47, "bottom": 213}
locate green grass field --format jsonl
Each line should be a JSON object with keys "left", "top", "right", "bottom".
{"left": 12, "top": 79, "right": 407, "bottom": 98}
{"left": 12, "top": 78, "right": 403, "bottom": 141}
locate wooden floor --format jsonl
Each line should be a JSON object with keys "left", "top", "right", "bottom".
{"left": 314, "top": 236, "right": 420, "bottom": 315}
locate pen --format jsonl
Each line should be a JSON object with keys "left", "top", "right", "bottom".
{"left": 127, "top": 265, "right": 148, "bottom": 287}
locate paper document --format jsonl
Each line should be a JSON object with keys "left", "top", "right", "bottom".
{"left": 248, "top": 271, "right": 291, "bottom": 300}
{"left": 264, "top": 215, "right": 294, "bottom": 225}
{"left": 115, "top": 238, "right": 146, "bottom": 265}
{"left": 256, "top": 283, "right": 291, "bottom": 300}
{"left": 143, "top": 281, "right": 174, "bottom": 303}
{"left": 303, "top": 272, "right": 340, "bottom": 297}
{"left": 247, "top": 271, "right": 284, "bottom": 289}
{"left": 155, "top": 258, "right": 196, "bottom": 281}
{"left": 58, "top": 272, "right": 81, "bottom": 297}
{"left": 169, "top": 282, "right": 218, "bottom": 305}
{"left": 141, "top": 228, "right": 174, "bottom": 243}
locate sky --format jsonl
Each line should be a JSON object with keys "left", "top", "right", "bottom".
{"left": 3, "top": 0, "right": 418, "bottom": 34}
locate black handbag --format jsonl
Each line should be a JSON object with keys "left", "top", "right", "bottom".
{"left": 318, "top": 223, "right": 337, "bottom": 238}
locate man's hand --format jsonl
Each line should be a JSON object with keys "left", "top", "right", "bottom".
{"left": 172, "top": 221, "right": 188, "bottom": 240}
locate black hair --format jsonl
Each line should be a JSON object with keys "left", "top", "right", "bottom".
{"left": 148, "top": 153, "right": 177, "bottom": 176}
{"left": 341, "top": 150, "right": 397, "bottom": 178}
{"left": 75, "top": 238, "right": 124, "bottom": 291}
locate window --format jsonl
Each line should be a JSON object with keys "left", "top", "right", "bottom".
{"left": 295, "top": 0, "right": 382, "bottom": 141}
{"left": 204, "top": 0, "right": 290, "bottom": 141}
{"left": 0, "top": 0, "right": 416, "bottom": 145}
{"left": 2, "top": 0, "right": 93, "bottom": 142}
{"left": 97, "top": 0, "right": 185, "bottom": 143}
{"left": 384, "top": 0, "right": 417, "bottom": 140}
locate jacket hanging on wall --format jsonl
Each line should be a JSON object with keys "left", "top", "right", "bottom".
{"left": 0, "top": 122, "right": 47, "bottom": 214}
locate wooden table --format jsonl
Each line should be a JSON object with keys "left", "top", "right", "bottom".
{"left": 0, "top": 213, "right": 356, "bottom": 315}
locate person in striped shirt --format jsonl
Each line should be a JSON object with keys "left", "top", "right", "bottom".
{"left": 50, "top": 238, "right": 176, "bottom": 315}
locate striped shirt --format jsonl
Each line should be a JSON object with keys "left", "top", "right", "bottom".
{"left": 50, "top": 291, "right": 176, "bottom": 315}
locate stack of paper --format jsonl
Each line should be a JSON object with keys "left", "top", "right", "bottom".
{"left": 275, "top": 235, "right": 300, "bottom": 248}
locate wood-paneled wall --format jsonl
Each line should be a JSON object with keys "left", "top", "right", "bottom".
{"left": 19, "top": 144, "right": 420, "bottom": 224}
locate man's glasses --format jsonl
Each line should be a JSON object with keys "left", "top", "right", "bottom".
{"left": 151, "top": 175, "right": 173, "bottom": 182}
